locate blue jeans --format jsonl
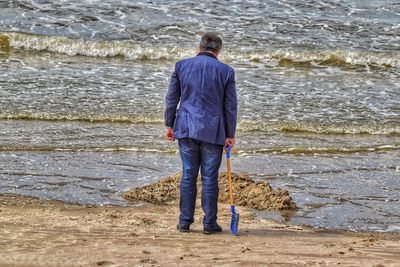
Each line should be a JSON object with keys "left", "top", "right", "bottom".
{"left": 178, "top": 138, "right": 223, "bottom": 227}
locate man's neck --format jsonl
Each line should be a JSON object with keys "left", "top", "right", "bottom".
{"left": 198, "top": 50, "right": 218, "bottom": 59}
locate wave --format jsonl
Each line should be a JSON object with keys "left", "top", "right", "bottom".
{"left": 1, "top": 112, "right": 399, "bottom": 135}
{"left": 237, "top": 144, "right": 400, "bottom": 155}
{"left": 1, "top": 32, "right": 400, "bottom": 69}
{"left": 0, "top": 146, "right": 177, "bottom": 154}
{"left": 239, "top": 120, "right": 400, "bottom": 135}
{"left": 0, "top": 112, "right": 163, "bottom": 124}
{"left": 0, "top": 32, "right": 191, "bottom": 60}
{"left": 1, "top": 144, "right": 398, "bottom": 155}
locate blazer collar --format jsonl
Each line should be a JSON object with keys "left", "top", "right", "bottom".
{"left": 197, "top": 51, "right": 218, "bottom": 59}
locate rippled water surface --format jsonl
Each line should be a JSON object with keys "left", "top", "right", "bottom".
{"left": 0, "top": 0, "right": 399, "bottom": 232}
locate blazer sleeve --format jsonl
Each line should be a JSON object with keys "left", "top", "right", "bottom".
{"left": 224, "top": 68, "right": 237, "bottom": 138}
{"left": 165, "top": 63, "right": 181, "bottom": 128}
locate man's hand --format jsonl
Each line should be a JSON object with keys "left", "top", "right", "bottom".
{"left": 224, "top": 138, "right": 235, "bottom": 151}
{"left": 165, "top": 127, "right": 175, "bottom": 141}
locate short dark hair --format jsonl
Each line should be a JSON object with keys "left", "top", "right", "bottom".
{"left": 199, "top": 32, "right": 222, "bottom": 53}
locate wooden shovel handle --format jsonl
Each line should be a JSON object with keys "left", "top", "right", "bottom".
{"left": 227, "top": 150, "right": 234, "bottom": 206}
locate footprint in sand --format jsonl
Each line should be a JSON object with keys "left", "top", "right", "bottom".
{"left": 95, "top": 260, "right": 116, "bottom": 266}
{"left": 139, "top": 259, "right": 157, "bottom": 264}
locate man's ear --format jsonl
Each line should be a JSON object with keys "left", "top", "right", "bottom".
{"left": 196, "top": 46, "right": 201, "bottom": 53}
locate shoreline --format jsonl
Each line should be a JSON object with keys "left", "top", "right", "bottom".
{"left": 0, "top": 193, "right": 399, "bottom": 266}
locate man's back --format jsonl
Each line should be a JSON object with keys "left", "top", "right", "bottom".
{"left": 165, "top": 52, "right": 237, "bottom": 145}
{"left": 164, "top": 32, "right": 237, "bottom": 234}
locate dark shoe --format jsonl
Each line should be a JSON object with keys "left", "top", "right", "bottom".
{"left": 203, "top": 223, "right": 222, "bottom": 235}
{"left": 176, "top": 223, "right": 190, "bottom": 233}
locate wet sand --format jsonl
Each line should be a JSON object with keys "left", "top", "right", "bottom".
{"left": 0, "top": 193, "right": 399, "bottom": 267}
{"left": 122, "top": 172, "right": 298, "bottom": 211}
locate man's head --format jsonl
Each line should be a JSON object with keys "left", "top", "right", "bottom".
{"left": 199, "top": 32, "right": 222, "bottom": 57}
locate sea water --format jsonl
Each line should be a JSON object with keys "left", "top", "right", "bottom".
{"left": 0, "top": 0, "right": 399, "bottom": 232}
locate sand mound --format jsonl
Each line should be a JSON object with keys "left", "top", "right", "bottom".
{"left": 123, "top": 172, "right": 297, "bottom": 211}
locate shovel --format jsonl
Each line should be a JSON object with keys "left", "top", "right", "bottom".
{"left": 226, "top": 144, "right": 239, "bottom": 236}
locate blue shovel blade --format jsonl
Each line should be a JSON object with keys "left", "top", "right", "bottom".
{"left": 230, "top": 206, "right": 239, "bottom": 236}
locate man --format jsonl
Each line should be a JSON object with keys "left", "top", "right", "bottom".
{"left": 165, "top": 32, "right": 237, "bottom": 234}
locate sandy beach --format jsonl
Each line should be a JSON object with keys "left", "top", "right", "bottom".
{"left": 0, "top": 193, "right": 399, "bottom": 267}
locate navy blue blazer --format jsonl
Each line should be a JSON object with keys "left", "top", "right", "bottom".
{"left": 165, "top": 52, "right": 237, "bottom": 145}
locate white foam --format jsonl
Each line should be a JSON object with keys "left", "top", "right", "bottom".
{"left": 3, "top": 32, "right": 400, "bottom": 69}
